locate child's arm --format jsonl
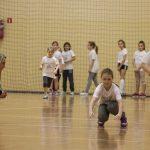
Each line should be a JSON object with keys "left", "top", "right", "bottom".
{"left": 115, "top": 100, "right": 123, "bottom": 120}
{"left": 39, "top": 63, "right": 43, "bottom": 70}
{"left": 140, "top": 53, "right": 150, "bottom": 75}
{"left": 132, "top": 58, "right": 138, "bottom": 71}
{"left": 39, "top": 58, "right": 44, "bottom": 70}
{"left": 59, "top": 57, "right": 65, "bottom": 72}
{"left": 117, "top": 55, "right": 127, "bottom": 71}
{"left": 114, "top": 86, "right": 123, "bottom": 120}
{"left": 89, "top": 96, "right": 98, "bottom": 118}
{"left": 54, "top": 65, "right": 59, "bottom": 74}
{"left": 65, "top": 56, "right": 76, "bottom": 63}
{"left": 141, "top": 63, "right": 150, "bottom": 75}
{"left": 120, "top": 54, "right": 127, "bottom": 66}
{"left": 89, "top": 60, "right": 95, "bottom": 72}
{"left": 132, "top": 58, "right": 135, "bottom": 67}
{"left": 53, "top": 58, "right": 59, "bottom": 74}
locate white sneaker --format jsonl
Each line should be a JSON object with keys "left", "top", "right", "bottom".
{"left": 80, "top": 92, "right": 88, "bottom": 96}
{"left": 52, "top": 91, "right": 59, "bottom": 96}
{"left": 70, "top": 92, "right": 74, "bottom": 96}
{"left": 43, "top": 94, "right": 48, "bottom": 99}
{"left": 61, "top": 91, "right": 66, "bottom": 96}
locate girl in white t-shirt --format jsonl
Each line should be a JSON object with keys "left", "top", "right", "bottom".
{"left": 133, "top": 41, "right": 147, "bottom": 98}
{"left": 80, "top": 41, "right": 99, "bottom": 96}
{"left": 62, "top": 42, "right": 76, "bottom": 95}
{"left": 40, "top": 47, "right": 59, "bottom": 99}
{"left": 89, "top": 68, "right": 127, "bottom": 128}
{"left": 51, "top": 41, "right": 64, "bottom": 95}
{"left": 141, "top": 51, "right": 150, "bottom": 75}
{"left": 117, "top": 40, "right": 128, "bottom": 96}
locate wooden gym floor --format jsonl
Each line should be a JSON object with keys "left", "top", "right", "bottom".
{"left": 0, "top": 93, "right": 149, "bottom": 150}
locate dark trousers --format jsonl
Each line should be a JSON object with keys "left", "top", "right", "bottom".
{"left": 63, "top": 69, "right": 74, "bottom": 92}
{"left": 85, "top": 72, "right": 99, "bottom": 93}
{"left": 98, "top": 101, "right": 125, "bottom": 123}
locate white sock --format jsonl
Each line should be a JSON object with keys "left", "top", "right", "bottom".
{"left": 44, "top": 92, "right": 48, "bottom": 95}
{"left": 120, "top": 79, "right": 125, "bottom": 94}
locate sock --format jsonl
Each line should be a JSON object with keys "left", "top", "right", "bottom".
{"left": 120, "top": 79, "right": 125, "bottom": 94}
{"left": 44, "top": 92, "right": 48, "bottom": 95}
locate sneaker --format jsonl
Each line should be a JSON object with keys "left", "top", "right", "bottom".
{"left": 49, "top": 89, "right": 53, "bottom": 95}
{"left": 139, "top": 93, "right": 146, "bottom": 98}
{"left": 52, "top": 91, "right": 59, "bottom": 96}
{"left": 61, "top": 91, "right": 66, "bottom": 96}
{"left": 80, "top": 92, "right": 88, "bottom": 96}
{"left": 132, "top": 93, "right": 139, "bottom": 98}
{"left": 98, "top": 121, "right": 104, "bottom": 128}
{"left": 70, "top": 92, "right": 74, "bottom": 96}
{"left": 43, "top": 94, "right": 48, "bottom": 99}
{"left": 121, "top": 93, "right": 126, "bottom": 97}
{"left": 120, "top": 115, "right": 128, "bottom": 128}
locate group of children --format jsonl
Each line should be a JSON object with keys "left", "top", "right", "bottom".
{"left": 40, "top": 41, "right": 101, "bottom": 99}
{"left": 39, "top": 39, "right": 150, "bottom": 128}
{"left": 0, "top": 39, "right": 150, "bottom": 128}
{"left": 117, "top": 40, "right": 149, "bottom": 98}
{"left": 40, "top": 40, "right": 149, "bottom": 98}
{"left": 89, "top": 40, "right": 150, "bottom": 128}
{"left": 40, "top": 41, "right": 76, "bottom": 99}
{"left": 82, "top": 40, "right": 150, "bottom": 98}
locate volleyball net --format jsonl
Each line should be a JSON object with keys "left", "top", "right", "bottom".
{"left": 0, "top": 0, "right": 150, "bottom": 95}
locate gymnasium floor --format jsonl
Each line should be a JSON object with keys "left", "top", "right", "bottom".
{"left": 0, "top": 93, "right": 149, "bottom": 150}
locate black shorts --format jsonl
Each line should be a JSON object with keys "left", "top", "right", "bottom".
{"left": 43, "top": 76, "right": 53, "bottom": 87}
{"left": 118, "top": 63, "right": 128, "bottom": 71}
{"left": 0, "top": 90, "right": 2, "bottom": 95}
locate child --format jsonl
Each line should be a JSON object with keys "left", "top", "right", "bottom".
{"left": 89, "top": 68, "right": 127, "bottom": 128}
{"left": 40, "top": 47, "right": 59, "bottom": 99}
{"left": 52, "top": 41, "right": 64, "bottom": 95}
{"left": 117, "top": 40, "right": 128, "bottom": 96}
{"left": 141, "top": 51, "right": 150, "bottom": 75}
{"left": 62, "top": 42, "right": 76, "bottom": 95}
{"left": 133, "top": 41, "right": 147, "bottom": 98}
{"left": 0, "top": 53, "right": 7, "bottom": 98}
{"left": 80, "top": 41, "right": 99, "bottom": 96}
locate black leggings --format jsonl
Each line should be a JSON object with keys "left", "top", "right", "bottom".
{"left": 63, "top": 69, "right": 74, "bottom": 92}
{"left": 98, "top": 101, "right": 125, "bottom": 123}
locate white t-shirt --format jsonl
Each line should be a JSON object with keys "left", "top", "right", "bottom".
{"left": 88, "top": 49, "right": 100, "bottom": 73}
{"left": 93, "top": 83, "right": 122, "bottom": 104}
{"left": 142, "top": 51, "right": 150, "bottom": 65}
{"left": 117, "top": 48, "right": 128, "bottom": 66}
{"left": 62, "top": 50, "right": 75, "bottom": 70}
{"left": 54, "top": 50, "right": 64, "bottom": 66}
{"left": 133, "top": 50, "right": 147, "bottom": 70}
{"left": 41, "top": 56, "right": 58, "bottom": 78}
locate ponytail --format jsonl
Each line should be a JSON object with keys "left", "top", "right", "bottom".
{"left": 95, "top": 45, "right": 98, "bottom": 54}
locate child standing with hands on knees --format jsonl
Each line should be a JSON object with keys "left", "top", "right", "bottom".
{"left": 89, "top": 68, "right": 127, "bottom": 128}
